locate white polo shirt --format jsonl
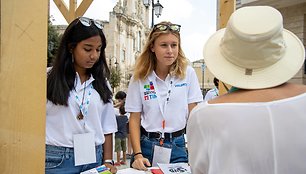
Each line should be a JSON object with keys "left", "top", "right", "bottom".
{"left": 46, "top": 73, "right": 118, "bottom": 147}
{"left": 125, "top": 66, "right": 203, "bottom": 133}
{"left": 204, "top": 87, "right": 219, "bottom": 101}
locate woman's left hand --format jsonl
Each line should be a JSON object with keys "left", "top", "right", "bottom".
{"left": 104, "top": 163, "right": 117, "bottom": 174}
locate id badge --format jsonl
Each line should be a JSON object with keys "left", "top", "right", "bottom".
{"left": 152, "top": 145, "right": 172, "bottom": 167}
{"left": 73, "top": 132, "right": 96, "bottom": 166}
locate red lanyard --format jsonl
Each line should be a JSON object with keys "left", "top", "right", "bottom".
{"left": 160, "top": 120, "right": 166, "bottom": 145}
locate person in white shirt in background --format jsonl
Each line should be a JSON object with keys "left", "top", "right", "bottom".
{"left": 187, "top": 6, "right": 306, "bottom": 174}
{"left": 204, "top": 77, "right": 219, "bottom": 101}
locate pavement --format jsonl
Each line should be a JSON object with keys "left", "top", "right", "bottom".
{"left": 112, "top": 153, "right": 131, "bottom": 170}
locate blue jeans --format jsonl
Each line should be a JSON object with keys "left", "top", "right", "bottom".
{"left": 131, "top": 134, "right": 188, "bottom": 167}
{"left": 45, "top": 144, "right": 103, "bottom": 174}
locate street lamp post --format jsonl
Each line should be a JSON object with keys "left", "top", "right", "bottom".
{"left": 114, "top": 60, "right": 119, "bottom": 71}
{"left": 109, "top": 57, "right": 118, "bottom": 69}
{"left": 201, "top": 63, "right": 206, "bottom": 92}
{"left": 143, "top": 0, "right": 164, "bottom": 28}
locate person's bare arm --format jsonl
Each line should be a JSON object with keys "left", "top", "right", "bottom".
{"left": 103, "top": 133, "right": 117, "bottom": 173}
{"left": 188, "top": 102, "right": 197, "bottom": 114}
{"left": 129, "top": 112, "right": 151, "bottom": 170}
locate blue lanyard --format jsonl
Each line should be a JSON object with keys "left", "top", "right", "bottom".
{"left": 75, "top": 83, "right": 93, "bottom": 119}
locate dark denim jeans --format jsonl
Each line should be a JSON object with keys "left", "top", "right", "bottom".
{"left": 130, "top": 134, "right": 188, "bottom": 167}
{"left": 45, "top": 144, "right": 103, "bottom": 174}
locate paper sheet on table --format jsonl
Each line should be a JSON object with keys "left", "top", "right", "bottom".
{"left": 158, "top": 163, "right": 191, "bottom": 174}
{"left": 117, "top": 168, "right": 149, "bottom": 174}
{"left": 117, "top": 167, "right": 160, "bottom": 174}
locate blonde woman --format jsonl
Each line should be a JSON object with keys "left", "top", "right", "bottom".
{"left": 125, "top": 21, "right": 203, "bottom": 171}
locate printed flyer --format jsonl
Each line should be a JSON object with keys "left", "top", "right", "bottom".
{"left": 81, "top": 165, "right": 112, "bottom": 174}
{"left": 158, "top": 163, "right": 191, "bottom": 174}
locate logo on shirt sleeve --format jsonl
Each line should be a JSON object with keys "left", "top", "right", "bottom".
{"left": 143, "top": 81, "right": 157, "bottom": 100}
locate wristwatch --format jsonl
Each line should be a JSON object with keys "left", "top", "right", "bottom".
{"left": 104, "top": 159, "right": 114, "bottom": 165}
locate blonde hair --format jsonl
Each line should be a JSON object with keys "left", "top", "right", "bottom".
{"left": 133, "top": 21, "right": 188, "bottom": 81}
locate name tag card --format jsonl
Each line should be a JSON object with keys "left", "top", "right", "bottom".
{"left": 152, "top": 145, "right": 171, "bottom": 167}
{"left": 73, "top": 132, "right": 96, "bottom": 166}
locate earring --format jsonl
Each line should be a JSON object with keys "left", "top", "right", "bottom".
{"left": 72, "top": 54, "right": 74, "bottom": 63}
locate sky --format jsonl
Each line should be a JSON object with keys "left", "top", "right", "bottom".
{"left": 49, "top": 0, "right": 217, "bottom": 62}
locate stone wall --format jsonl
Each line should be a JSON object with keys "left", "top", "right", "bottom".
{"left": 279, "top": 3, "right": 306, "bottom": 84}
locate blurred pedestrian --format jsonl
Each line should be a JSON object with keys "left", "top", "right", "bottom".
{"left": 204, "top": 77, "right": 219, "bottom": 101}
{"left": 114, "top": 104, "right": 129, "bottom": 166}
{"left": 114, "top": 91, "right": 132, "bottom": 158}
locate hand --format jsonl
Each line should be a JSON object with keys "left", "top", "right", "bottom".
{"left": 131, "top": 156, "right": 151, "bottom": 171}
{"left": 104, "top": 163, "right": 117, "bottom": 174}
{"left": 114, "top": 101, "right": 123, "bottom": 108}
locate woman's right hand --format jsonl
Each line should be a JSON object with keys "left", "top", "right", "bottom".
{"left": 131, "top": 155, "right": 151, "bottom": 171}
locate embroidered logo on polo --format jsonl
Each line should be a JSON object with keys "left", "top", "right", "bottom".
{"left": 143, "top": 81, "right": 157, "bottom": 100}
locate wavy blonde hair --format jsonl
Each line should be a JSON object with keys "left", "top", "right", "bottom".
{"left": 133, "top": 21, "right": 188, "bottom": 81}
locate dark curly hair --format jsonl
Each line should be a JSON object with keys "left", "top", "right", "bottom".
{"left": 115, "top": 91, "right": 127, "bottom": 100}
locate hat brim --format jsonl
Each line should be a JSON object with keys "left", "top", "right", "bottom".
{"left": 203, "top": 28, "right": 305, "bottom": 89}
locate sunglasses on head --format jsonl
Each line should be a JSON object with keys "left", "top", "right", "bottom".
{"left": 78, "top": 17, "right": 103, "bottom": 29}
{"left": 153, "top": 24, "right": 181, "bottom": 32}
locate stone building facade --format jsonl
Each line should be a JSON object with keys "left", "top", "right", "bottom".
{"left": 104, "top": 0, "right": 151, "bottom": 91}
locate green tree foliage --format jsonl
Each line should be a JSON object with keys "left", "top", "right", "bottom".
{"left": 47, "top": 20, "right": 61, "bottom": 67}
{"left": 109, "top": 67, "right": 121, "bottom": 91}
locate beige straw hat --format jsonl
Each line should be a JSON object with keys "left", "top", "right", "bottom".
{"left": 203, "top": 6, "right": 305, "bottom": 89}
